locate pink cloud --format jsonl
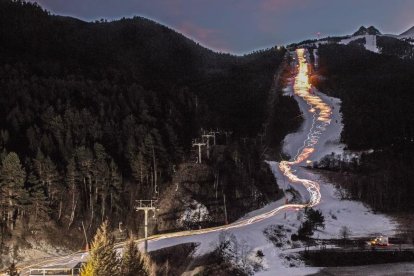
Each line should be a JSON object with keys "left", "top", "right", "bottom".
{"left": 178, "top": 21, "right": 231, "bottom": 52}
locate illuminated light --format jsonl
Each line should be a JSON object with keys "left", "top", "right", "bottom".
{"left": 278, "top": 48, "right": 332, "bottom": 209}
{"left": 19, "top": 49, "right": 335, "bottom": 273}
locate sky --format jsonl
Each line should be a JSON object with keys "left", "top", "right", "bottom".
{"left": 29, "top": 0, "right": 414, "bottom": 54}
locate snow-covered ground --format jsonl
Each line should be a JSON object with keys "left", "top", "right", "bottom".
{"left": 18, "top": 51, "right": 398, "bottom": 276}
{"left": 399, "top": 26, "right": 414, "bottom": 39}
{"left": 339, "top": 34, "right": 379, "bottom": 53}
{"left": 298, "top": 34, "right": 380, "bottom": 54}
{"left": 313, "top": 262, "right": 414, "bottom": 276}
{"left": 274, "top": 75, "right": 394, "bottom": 235}
{"left": 146, "top": 64, "right": 396, "bottom": 274}
{"left": 281, "top": 84, "right": 345, "bottom": 163}
{"left": 177, "top": 200, "right": 212, "bottom": 228}
{"left": 255, "top": 73, "right": 395, "bottom": 274}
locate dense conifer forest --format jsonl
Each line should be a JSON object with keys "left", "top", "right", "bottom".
{"left": 314, "top": 44, "right": 414, "bottom": 212}
{"left": 0, "top": 0, "right": 300, "bottom": 259}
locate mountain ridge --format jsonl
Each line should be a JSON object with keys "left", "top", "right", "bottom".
{"left": 352, "top": 26, "right": 381, "bottom": 36}
{"left": 400, "top": 26, "right": 414, "bottom": 37}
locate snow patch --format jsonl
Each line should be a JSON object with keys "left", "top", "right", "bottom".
{"left": 339, "top": 35, "right": 379, "bottom": 53}
{"left": 177, "top": 200, "right": 212, "bottom": 229}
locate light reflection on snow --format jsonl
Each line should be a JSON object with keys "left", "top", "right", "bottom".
{"left": 145, "top": 49, "right": 331, "bottom": 241}
{"left": 278, "top": 48, "right": 331, "bottom": 208}
{"left": 17, "top": 49, "right": 333, "bottom": 274}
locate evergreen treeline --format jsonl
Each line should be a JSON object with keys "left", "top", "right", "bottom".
{"left": 80, "top": 221, "right": 153, "bottom": 276}
{"left": 314, "top": 44, "right": 414, "bottom": 212}
{"left": 316, "top": 44, "right": 414, "bottom": 150}
{"left": 0, "top": 0, "right": 292, "bottom": 255}
{"left": 377, "top": 36, "right": 414, "bottom": 59}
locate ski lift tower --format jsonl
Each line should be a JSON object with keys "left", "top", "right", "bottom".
{"left": 135, "top": 199, "right": 158, "bottom": 252}
{"left": 192, "top": 139, "right": 206, "bottom": 163}
{"left": 257, "top": 132, "right": 265, "bottom": 145}
{"left": 223, "top": 130, "right": 233, "bottom": 145}
{"left": 202, "top": 133, "right": 214, "bottom": 159}
{"left": 209, "top": 129, "right": 221, "bottom": 146}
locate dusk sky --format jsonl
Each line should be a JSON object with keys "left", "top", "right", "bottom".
{"left": 29, "top": 0, "right": 414, "bottom": 54}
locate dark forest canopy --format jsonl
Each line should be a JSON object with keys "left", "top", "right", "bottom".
{"left": 316, "top": 44, "right": 414, "bottom": 150}
{"left": 0, "top": 0, "right": 295, "bottom": 247}
{"left": 0, "top": 0, "right": 285, "bottom": 136}
{"left": 0, "top": 0, "right": 286, "bottom": 172}
{"left": 314, "top": 44, "right": 414, "bottom": 212}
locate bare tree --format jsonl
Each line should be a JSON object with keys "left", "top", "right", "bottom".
{"left": 339, "top": 226, "right": 352, "bottom": 246}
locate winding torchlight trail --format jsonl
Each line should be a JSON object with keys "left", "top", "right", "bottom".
{"left": 146, "top": 48, "right": 331, "bottom": 239}
{"left": 17, "top": 48, "right": 332, "bottom": 274}
{"left": 279, "top": 48, "right": 332, "bottom": 208}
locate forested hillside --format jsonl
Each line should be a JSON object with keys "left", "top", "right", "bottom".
{"left": 377, "top": 36, "right": 414, "bottom": 59}
{"left": 0, "top": 0, "right": 299, "bottom": 262}
{"left": 313, "top": 44, "right": 414, "bottom": 212}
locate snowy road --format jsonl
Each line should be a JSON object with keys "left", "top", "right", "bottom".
{"left": 15, "top": 49, "right": 396, "bottom": 275}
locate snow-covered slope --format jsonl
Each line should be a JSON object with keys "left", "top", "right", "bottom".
{"left": 339, "top": 34, "right": 379, "bottom": 53}
{"left": 399, "top": 26, "right": 414, "bottom": 38}
{"left": 275, "top": 75, "right": 394, "bottom": 238}
{"left": 146, "top": 54, "right": 396, "bottom": 275}
{"left": 19, "top": 50, "right": 398, "bottom": 276}
{"left": 293, "top": 25, "right": 414, "bottom": 58}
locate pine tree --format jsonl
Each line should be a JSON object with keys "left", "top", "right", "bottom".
{"left": 0, "top": 152, "right": 27, "bottom": 230}
{"left": 66, "top": 158, "right": 79, "bottom": 229}
{"left": 131, "top": 152, "right": 146, "bottom": 186}
{"left": 92, "top": 143, "right": 110, "bottom": 220}
{"left": 306, "top": 208, "right": 325, "bottom": 230}
{"left": 75, "top": 146, "right": 94, "bottom": 224}
{"left": 339, "top": 226, "right": 351, "bottom": 241}
{"left": 27, "top": 167, "right": 48, "bottom": 222}
{"left": 43, "top": 156, "right": 60, "bottom": 200}
{"left": 80, "top": 221, "right": 119, "bottom": 276}
{"left": 7, "top": 261, "right": 19, "bottom": 276}
{"left": 32, "top": 150, "right": 62, "bottom": 217}
{"left": 108, "top": 160, "right": 122, "bottom": 214}
{"left": 29, "top": 150, "right": 49, "bottom": 222}
{"left": 297, "top": 220, "right": 314, "bottom": 240}
{"left": 120, "top": 239, "right": 152, "bottom": 276}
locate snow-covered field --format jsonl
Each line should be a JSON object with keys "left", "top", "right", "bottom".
{"left": 313, "top": 262, "right": 414, "bottom": 276}
{"left": 339, "top": 34, "right": 379, "bottom": 53}
{"left": 298, "top": 34, "right": 381, "bottom": 54}
{"left": 256, "top": 75, "right": 395, "bottom": 274}
{"left": 146, "top": 70, "right": 397, "bottom": 275}
{"left": 18, "top": 52, "right": 398, "bottom": 276}
{"left": 274, "top": 77, "right": 394, "bottom": 236}
{"left": 281, "top": 84, "right": 345, "bottom": 163}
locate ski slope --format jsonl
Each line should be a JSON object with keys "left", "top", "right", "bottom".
{"left": 148, "top": 49, "right": 396, "bottom": 274}
{"left": 16, "top": 49, "right": 397, "bottom": 276}
{"left": 339, "top": 34, "right": 379, "bottom": 53}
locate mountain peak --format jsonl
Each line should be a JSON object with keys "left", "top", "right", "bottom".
{"left": 400, "top": 26, "right": 414, "bottom": 37}
{"left": 353, "top": 26, "right": 381, "bottom": 36}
